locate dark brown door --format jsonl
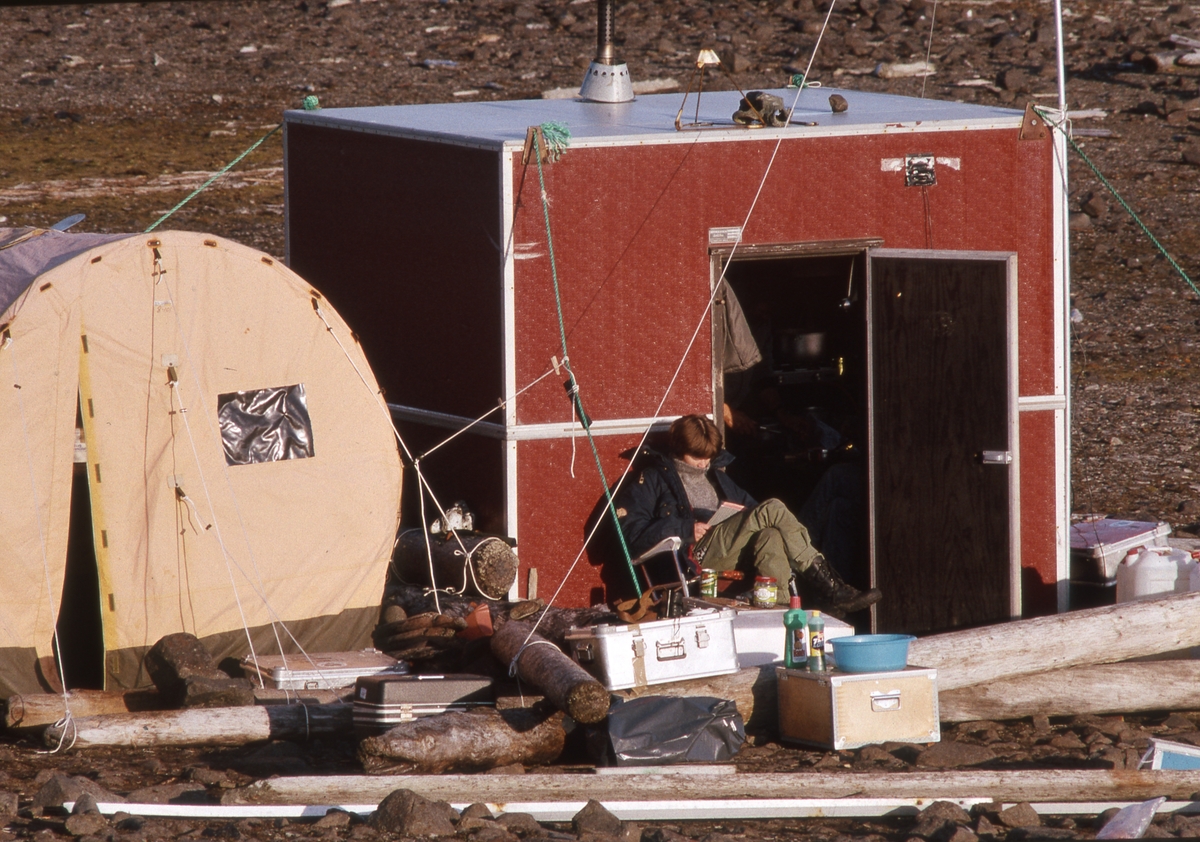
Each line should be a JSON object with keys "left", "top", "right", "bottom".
{"left": 867, "top": 251, "right": 1017, "bottom": 634}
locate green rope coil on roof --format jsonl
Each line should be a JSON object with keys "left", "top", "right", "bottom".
{"left": 303, "top": 95, "right": 320, "bottom": 111}
{"left": 539, "top": 121, "right": 571, "bottom": 162}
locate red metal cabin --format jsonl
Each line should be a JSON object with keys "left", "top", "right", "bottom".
{"left": 283, "top": 86, "right": 1068, "bottom": 633}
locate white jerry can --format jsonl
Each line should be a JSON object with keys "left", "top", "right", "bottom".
{"left": 1115, "top": 546, "right": 1195, "bottom": 603}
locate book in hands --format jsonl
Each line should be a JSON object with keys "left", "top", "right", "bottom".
{"left": 707, "top": 501, "right": 745, "bottom": 527}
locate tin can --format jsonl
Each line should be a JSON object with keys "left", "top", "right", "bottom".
{"left": 752, "top": 575, "right": 778, "bottom": 608}
{"left": 700, "top": 569, "right": 718, "bottom": 598}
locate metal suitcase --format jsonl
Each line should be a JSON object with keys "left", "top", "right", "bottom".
{"left": 565, "top": 608, "right": 739, "bottom": 691}
{"left": 352, "top": 673, "right": 495, "bottom": 736}
{"left": 776, "top": 665, "right": 940, "bottom": 750}
{"left": 241, "top": 649, "right": 403, "bottom": 690}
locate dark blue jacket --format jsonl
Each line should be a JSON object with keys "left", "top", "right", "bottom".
{"left": 615, "top": 446, "right": 757, "bottom": 559}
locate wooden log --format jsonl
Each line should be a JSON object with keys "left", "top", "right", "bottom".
{"left": 489, "top": 621, "right": 609, "bottom": 724}
{"left": 907, "top": 590, "right": 1200, "bottom": 691}
{"left": 939, "top": 659, "right": 1200, "bottom": 723}
{"left": 224, "top": 768, "right": 1200, "bottom": 807}
{"left": 356, "top": 706, "right": 566, "bottom": 774}
{"left": 611, "top": 665, "right": 776, "bottom": 736}
{"left": 5, "top": 689, "right": 163, "bottom": 733}
{"left": 392, "top": 529, "right": 518, "bottom": 600}
{"left": 43, "top": 702, "right": 352, "bottom": 748}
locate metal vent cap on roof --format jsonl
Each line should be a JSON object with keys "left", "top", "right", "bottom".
{"left": 579, "top": 0, "right": 634, "bottom": 103}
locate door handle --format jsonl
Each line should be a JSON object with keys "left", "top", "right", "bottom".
{"left": 980, "top": 450, "right": 1012, "bottom": 465}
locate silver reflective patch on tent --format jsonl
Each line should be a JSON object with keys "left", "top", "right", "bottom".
{"left": 218, "top": 384, "right": 314, "bottom": 466}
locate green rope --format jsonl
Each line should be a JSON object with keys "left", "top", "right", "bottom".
{"left": 787, "top": 73, "right": 806, "bottom": 88}
{"left": 1034, "top": 106, "right": 1197, "bottom": 296}
{"left": 531, "top": 123, "right": 641, "bottom": 595}
{"left": 144, "top": 96, "right": 322, "bottom": 233}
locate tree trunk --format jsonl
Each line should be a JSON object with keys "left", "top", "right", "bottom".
{"left": 43, "top": 703, "right": 352, "bottom": 748}
{"left": 356, "top": 706, "right": 565, "bottom": 774}
{"left": 225, "top": 768, "right": 1200, "bottom": 806}
{"left": 908, "top": 591, "right": 1200, "bottom": 691}
{"left": 939, "top": 659, "right": 1200, "bottom": 722}
{"left": 489, "top": 621, "right": 610, "bottom": 724}
{"left": 392, "top": 530, "right": 518, "bottom": 600}
{"left": 5, "top": 689, "right": 163, "bottom": 732}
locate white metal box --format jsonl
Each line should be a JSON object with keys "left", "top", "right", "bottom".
{"left": 565, "top": 608, "right": 739, "bottom": 691}
{"left": 776, "top": 665, "right": 940, "bottom": 750}
{"left": 1070, "top": 518, "right": 1171, "bottom": 581}
{"left": 732, "top": 608, "right": 855, "bottom": 668}
{"left": 241, "top": 649, "right": 403, "bottom": 690}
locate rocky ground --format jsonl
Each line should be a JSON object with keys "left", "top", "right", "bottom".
{"left": 3, "top": 0, "right": 1200, "bottom": 838}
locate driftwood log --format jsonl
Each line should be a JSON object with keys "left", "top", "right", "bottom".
{"left": 392, "top": 530, "right": 519, "bottom": 600}
{"left": 356, "top": 706, "right": 565, "bottom": 774}
{"left": 939, "top": 659, "right": 1200, "bottom": 722}
{"left": 225, "top": 768, "right": 1200, "bottom": 806}
{"left": 5, "top": 689, "right": 163, "bottom": 733}
{"left": 490, "top": 620, "right": 609, "bottom": 724}
{"left": 377, "top": 582, "right": 615, "bottom": 646}
{"left": 43, "top": 703, "right": 352, "bottom": 749}
{"left": 908, "top": 590, "right": 1200, "bottom": 691}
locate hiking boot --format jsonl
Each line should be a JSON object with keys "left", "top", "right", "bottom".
{"left": 798, "top": 554, "right": 882, "bottom": 617}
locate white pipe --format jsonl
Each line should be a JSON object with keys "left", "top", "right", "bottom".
{"left": 66, "top": 798, "right": 1200, "bottom": 822}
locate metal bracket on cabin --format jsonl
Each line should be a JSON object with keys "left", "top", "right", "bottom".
{"left": 522, "top": 126, "right": 549, "bottom": 165}
{"left": 904, "top": 154, "right": 937, "bottom": 187}
{"left": 1019, "top": 102, "right": 1050, "bottom": 141}
{"left": 980, "top": 450, "right": 1013, "bottom": 465}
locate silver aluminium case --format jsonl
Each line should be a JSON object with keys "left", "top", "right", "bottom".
{"left": 565, "top": 608, "right": 739, "bottom": 691}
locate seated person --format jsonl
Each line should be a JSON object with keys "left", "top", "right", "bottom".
{"left": 615, "top": 414, "right": 881, "bottom": 615}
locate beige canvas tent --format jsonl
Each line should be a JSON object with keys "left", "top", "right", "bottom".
{"left": 0, "top": 228, "right": 402, "bottom": 696}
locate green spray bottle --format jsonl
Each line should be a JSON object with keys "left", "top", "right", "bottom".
{"left": 783, "top": 575, "right": 807, "bottom": 669}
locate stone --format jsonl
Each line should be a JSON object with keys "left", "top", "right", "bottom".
{"left": 143, "top": 633, "right": 231, "bottom": 706}
{"left": 314, "top": 809, "right": 353, "bottom": 828}
{"left": 997, "top": 802, "right": 1042, "bottom": 828}
{"left": 997, "top": 68, "right": 1029, "bottom": 91}
{"left": 369, "top": 789, "right": 456, "bottom": 836}
{"left": 1005, "top": 829, "right": 1078, "bottom": 840}
{"left": 573, "top": 800, "right": 623, "bottom": 837}
{"left": 1181, "top": 146, "right": 1200, "bottom": 166}
{"left": 1162, "top": 712, "right": 1196, "bottom": 730}
{"left": 469, "top": 824, "right": 520, "bottom": 842}
{"left": 1068, "top": 212, "right": 1092, "bottom": 231}
{"left": 974, "top": 815, "right": 999, "bottom": 837}
{"left": 910, "top": 801, "right": 972, "bottom": 839}
{"left": 497, "top": 812, "right": 543, "bottom": 835}
{"left": 0, "top": 791, "right": 16, "bottom": 820}
{"left": 63, "top": 813, "right": 109, "bottom": 837}
{"left": 125, "top": 783, "right": 208, "bottom": 804}
{"left": 914, "top": 741, "right": 996, "bottom": 768}
{"left": 829, "top": 94, "right": 849, "bottom": 113}
{"left": 942, "top": 827, "right": 979, "bottom": 842}
{"left": 31, "top": 775, "right": 125, "bottom": 813}
{"left": 461, "top": 803, "right": 495, "bottom": 820}
{"left": 71, "top": 794, "right": 100, "bottom": 815}
{"left": 1081, "top": 195, "right": 1107, "bottom": 219}
{"left": 182, "top": 675, "right": 255, "bottom": 708}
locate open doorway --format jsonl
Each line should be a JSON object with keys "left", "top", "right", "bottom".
{"left": 54, "top": 402, "right": 105, "bottom": 690}
{"left": 713, "top": 244, "right": 873, "bottom": 602}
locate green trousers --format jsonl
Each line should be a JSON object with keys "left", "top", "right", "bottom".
{"left": 694, "top": 498, "right": 820, "bottom": 603}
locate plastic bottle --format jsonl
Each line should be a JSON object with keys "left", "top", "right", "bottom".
{"left": 784, "top": 595, "right": 807, "bottom": 669}
{"left": 806, "top": 609, "right": 826, "bottom": 672}
{"left": 1116, "top": 545, "right": 1194, "bottom": 603}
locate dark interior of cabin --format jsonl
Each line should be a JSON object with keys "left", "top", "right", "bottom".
{"left": 718, "top": 251, "right": 871, "bottom": 598}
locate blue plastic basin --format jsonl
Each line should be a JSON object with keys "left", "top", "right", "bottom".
{"left": 828, "top": 634, "right": 915, "bottom": 673}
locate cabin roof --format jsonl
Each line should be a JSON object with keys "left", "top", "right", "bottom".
{"left": 283, "top": 86, "right": 1027, "bottom": 152}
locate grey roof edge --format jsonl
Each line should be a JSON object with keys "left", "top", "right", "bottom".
{"left": 282, "top": 87, "right": 1026, "bottom": 153}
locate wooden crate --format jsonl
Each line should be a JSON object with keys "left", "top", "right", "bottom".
{"left": 776, "top": 665, "right": 940, "bottom": 750}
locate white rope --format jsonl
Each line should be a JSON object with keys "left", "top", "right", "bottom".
{"left": 6, "top": 323, "right": 75, "bottom": 744}
{"left": 920, "top": 0, "right": 939, "bottom": 99}
{"left": 506, "top": 638, "right": 562, "bottom": 678}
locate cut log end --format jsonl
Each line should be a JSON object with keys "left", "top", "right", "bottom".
{"left": 565, "top": 682, "right": 611, "bottom": 725}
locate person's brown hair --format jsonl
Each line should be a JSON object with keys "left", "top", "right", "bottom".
{"left": 668, "top": 414, "right": 721, "bottom": 459}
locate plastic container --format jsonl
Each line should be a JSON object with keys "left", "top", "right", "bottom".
{"left": 1115, "top": 545, "right": 1194, "bottom": 603}
{"left": 828, "top": 633, "right": 915, "bottom": 673}
{"left": 806, "top": 610, "right": 825, "bottom": 672}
